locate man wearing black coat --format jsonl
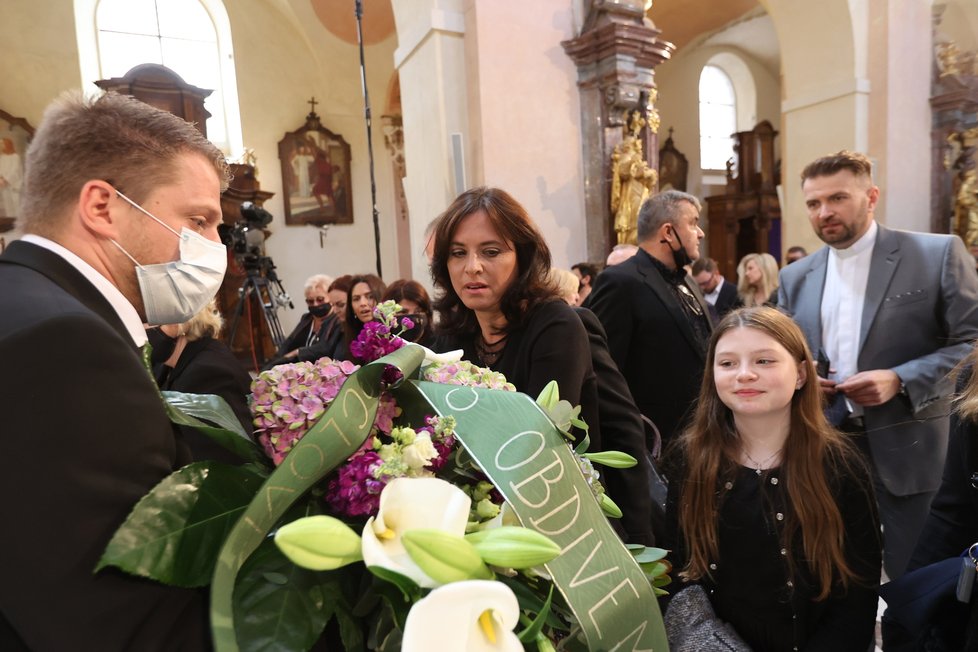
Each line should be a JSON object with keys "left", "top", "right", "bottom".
{"left": 691, "top": 256, "right": 741, "bottom": 320}
{"left": 585, "top": 190, "right": 713, "bottom": 448}
{"left": 0, "top": 92, "right": 227, "bottom": 650}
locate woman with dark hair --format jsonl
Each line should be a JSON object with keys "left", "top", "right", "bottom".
{"left": 664, "top": 306, "right": 881, "bottom": 651}
{"left": 341, "top": 273, "right": 386, "bottom": 361}
{"left": 431, "top": 186, "right": 598, "bottom": 447}
{"left": 382, "top": 279, "right": 433, "bottom": 345}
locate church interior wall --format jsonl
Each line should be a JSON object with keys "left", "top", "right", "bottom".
{"left": 463, "top": 0, "right": 585, "bottom": 269}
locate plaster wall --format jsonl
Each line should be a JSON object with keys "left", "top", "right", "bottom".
{"left": 464, "top": 0, "right": 585, "bottom": 269}
{"left": 392, "top": 0, "right": 469, "bottom": 287}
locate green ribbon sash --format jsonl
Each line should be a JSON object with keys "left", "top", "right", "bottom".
{"left": 210, "top": 345, "right": 666, "bottom": 651}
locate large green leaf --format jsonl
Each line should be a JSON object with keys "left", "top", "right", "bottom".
{"left": 97, "top": 462, "right": 265, "bottom": 586}
{"left": 234, "top": 540, "right": 336, "bottom": 652}
{"left": 163, "top": 390, "right": 264, "bottom": 463}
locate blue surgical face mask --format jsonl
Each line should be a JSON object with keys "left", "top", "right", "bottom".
{"left": 110, "top": 189, "right": 227, "bottom": 325}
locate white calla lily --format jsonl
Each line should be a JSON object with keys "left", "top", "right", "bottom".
{"left": 362, "top": 477, "right": 471, "bottom": 588}
{"left": 420, "top": 345, "right": 464, "bottom": 365}
{"left": 402, "top": 580, "right": 522, "bottom": 652}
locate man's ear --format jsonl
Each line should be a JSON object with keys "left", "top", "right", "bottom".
{"left": 866, "top": 185, "right": 881, "bottom": 212}
{"left": 78, "top": 180, "right": 120, "bottom": 239}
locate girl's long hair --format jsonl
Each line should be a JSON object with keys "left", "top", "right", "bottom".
{"left": 430, "top": 187, "right": 557, "bottom": 337}
{"left": 677, "top": 306, "right": 873, "bottom": 600}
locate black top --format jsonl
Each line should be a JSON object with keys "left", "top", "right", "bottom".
{"left": 439, "top": 300, "right": 600, "bottom": 450}
{"left": 665, "top": 453, "right": 882, "bottom": 651}
{"left": 910, "top": 368, "right": 978, "bottom": 569}
{"left": 575, "top": 307, "right": 659, "bottom": 545}
{"left": 155, "top": 337, "right": 254, "bottom": 465}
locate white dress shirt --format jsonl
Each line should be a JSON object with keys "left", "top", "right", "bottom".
{"left": 703, "top": 277, "right": 724, "bottom": 306}
{"left": 21, "top": 234, "right": 148, "bottom": 346}
{"left": 820, "top": 220, "right": 877, "bottom": 413}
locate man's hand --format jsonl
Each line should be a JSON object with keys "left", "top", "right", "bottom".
{"left": 836, "top": 369, "right": 902, "bottom": 406}
{"left": 818, "top": 375, "right": 839, "bottom": 396}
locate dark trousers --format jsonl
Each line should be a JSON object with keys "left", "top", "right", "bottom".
{"left": 841, "top": 417, "right": 936, "bottom": 580}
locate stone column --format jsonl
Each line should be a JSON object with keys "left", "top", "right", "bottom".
{"left": 561, "top": 0, "right": 673, "bottom": 260}
{"left": 382, "top": 114, "right": 413, "bottom": 279}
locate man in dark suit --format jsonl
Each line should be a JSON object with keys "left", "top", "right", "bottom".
{"left": 778, "top": 150, "right": 978, "bottom": 579}
{"left": 586, "top": 190, "right": 713, "bottom": 448}
{"left": 0, "top": 92, "right": 229, "bottom": 649}
{"left": 691, "top": 256, "right": 741, "bottom": 320}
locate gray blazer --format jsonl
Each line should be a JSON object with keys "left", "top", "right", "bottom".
{"left": 777, "top": 224, "right": 978, "bottom": 496}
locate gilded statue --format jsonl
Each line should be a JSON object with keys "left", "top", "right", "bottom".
{"left": 611, "top": 110, "right": 658, "bottom": 246}
{"left": 947, "top": 128, "right": 978, "bottom": 248}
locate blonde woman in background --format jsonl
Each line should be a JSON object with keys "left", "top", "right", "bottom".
{"left": 736, "top": 252, "right": 780, "bottom": 307}
{"left": 549, "top": 268, "right": 581, "bottom": 306}
{"left": 147, "top": 299, "right": 253, "bottom": 463}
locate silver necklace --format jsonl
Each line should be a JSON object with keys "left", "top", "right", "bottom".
{"left": 743, "top": 448, "right": 783, "bottom": 475}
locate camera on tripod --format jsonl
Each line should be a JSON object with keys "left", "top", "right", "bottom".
{"left": 221, "top": 201, "right": 274, "bottom": 273}
{"left": 222, "top": 202, "right": 294, "bottom": 360}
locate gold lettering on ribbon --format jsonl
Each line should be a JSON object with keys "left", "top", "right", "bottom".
{"left": 529, "top": 490, "right": 582, "bottom": 535}
{"left": 586, "top": 578, "right": 641, "bottom": 639}
{"left": 445, "top": 386, "right": 480, "bottom": 412}
{"left": 315, "top": 417, "right": 353, "bottom": 447}
{"left": 288, "top": 442, "right": 327, "bottom": 480}
{"left": 494, "top": 430, "right": 546, "bottom": 470}
{"left": 608, "top": 621, "right": 653, "bottom": 652}
{"left": 569, "top": 539, "right": 618, "bottom": 587}
{"left": 508, "top": 453, "right": 565, "bottom": 509}
{"left": 264, "top": 485, "right": 299, "bottom": 513}
{"left": 342, "top": 389, "right": 370, "bottom": 428}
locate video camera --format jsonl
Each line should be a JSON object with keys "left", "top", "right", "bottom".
{"left": 220, "top": 201, "right": 275, "bottom": 273}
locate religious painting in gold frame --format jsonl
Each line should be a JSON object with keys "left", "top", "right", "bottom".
{"left": 0, "top": 109, "right": 34, "bottom": 233}
{"left": 278, "top": 107, "right": 353, "bottom": 226}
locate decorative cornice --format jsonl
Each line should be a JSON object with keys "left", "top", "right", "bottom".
{"left": 561, "top": 22, "right": 674, "bottom": 71}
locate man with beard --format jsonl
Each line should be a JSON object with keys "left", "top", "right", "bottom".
{"left": 586, "top": 190, "right": 713, "bottom": 448}
{"left": 778, "top": 150, "right": 978, "bottom": 579}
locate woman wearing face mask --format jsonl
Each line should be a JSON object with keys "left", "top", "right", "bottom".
{"left": 341, "top": 274, "right": 387, "bottom": 362}
{"left": 663, "top": 307, "right": 881, "bottom": 651}
{"left": 382, "top": 279, "right": 433, "bottom": 346}
{"left": 270, "top": 274, "right": 336, "bottom": 363}
{"left": 430, "top": 186, "right": 599, "bottom": 449}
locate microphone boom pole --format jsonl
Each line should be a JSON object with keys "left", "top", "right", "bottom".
{"left": 354, "top": 0, "right": 382, "bottom": 277}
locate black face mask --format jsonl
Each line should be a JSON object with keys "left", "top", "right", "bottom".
{"left": 146, "top": 326, "right": 177, "bottom": 364}
{"left": 661, "top": 225, "right": 694, "bottom": 270}
{"left": 399, "top": 313, "right": 427, "bottom": 343}
{"left": 309, "top": 303, "right": 332, "bottom": 318}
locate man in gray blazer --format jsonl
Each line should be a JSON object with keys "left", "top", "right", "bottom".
{"left": 778, "top": 150, "right": 978, "bottom": 579}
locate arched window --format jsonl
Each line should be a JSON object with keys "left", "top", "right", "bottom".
{"left": 698, "top": 65, "right": 737, "bottom": 170}
{"left": 75, "top": 0, "right": 243, "bottom": 155}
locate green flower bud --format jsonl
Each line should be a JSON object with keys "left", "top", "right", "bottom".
{"left": 599, "top": 493, "right": 623, "bottom": 518}
{"left": 274, "top": 515, "right": 363, "bottom": 571}
{"left": 583, "top": 451, "right": 637, "bottom": 468}
{"left": 536, "top": 634, "right": 557, "bottom": 652}
{"left": 402, "top": 529, "right": 493, "bottom": 584}
{"left": 466, "top": 526, "right": 561, "bottom": 569}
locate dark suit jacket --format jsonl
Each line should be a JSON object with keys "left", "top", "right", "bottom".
{"left": 575, "top": 307, "right": 662, "bottom": 545}
{"left": 156, "top": 337, "right": 253, "bottom": 465}
{"left": 778, "top": 224, "right": 978, "bottom": 496}
{"left": 713, "top": 278, "right": 742, "bottom": 318}
{"left": 0, "top": 241, "right": 209, "bottom": 651}
{"left": 586, "top": 248, "right": 713, "bottom": 446}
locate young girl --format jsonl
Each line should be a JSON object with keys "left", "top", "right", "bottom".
{"left": 665, "top": 306, "right": 881, "bottom": 651}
